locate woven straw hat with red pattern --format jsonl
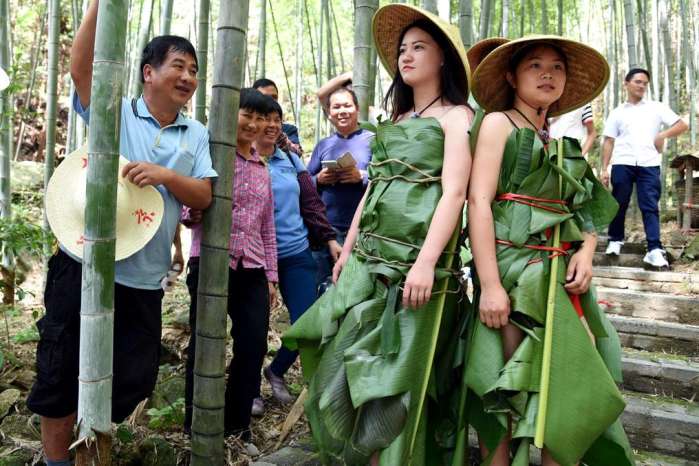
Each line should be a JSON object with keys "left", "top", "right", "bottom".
{"left": 45, "top": 146, "right": 164, "bottom": 260}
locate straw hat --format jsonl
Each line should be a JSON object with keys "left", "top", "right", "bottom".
{"left": 467, "top": 37, "right": 508, "bottom": 73}
{"left": 372, "top": 4, "right": 470, "bottom": 90}
{"left": 46, "top": 146, "right": 164, "bottom": 261}
{"left": 0, "top": 68, "right": 9, "bottom": 92}
{"left": 471, "top": 35, "right": 610, "bottom": 117}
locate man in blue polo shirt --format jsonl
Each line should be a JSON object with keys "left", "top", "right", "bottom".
{"left": 307, "top": 85, "right": 373, "bottom": 292}
{"left": 26, "top": 1, "right": 216, "bottom": 464}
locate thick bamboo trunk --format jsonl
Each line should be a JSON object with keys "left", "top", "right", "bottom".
{"left": 659, "top": 0, "right": 674, "bottom": 213}
{"left": 421, "top": 0, "right": 438, "bottom": 14}
{"left": 74, "top": 0, "right": 129, "bottom": 464}
{"left": 623, "top": 0, "right": 639, "bottom": 68}
{"left": 294, "top": 0, "right": 303, "bottom": 129}
{"left": 256, "top": 0, "right": 266, "bottom": 79}
{"left": 479, "top": 0, "right": 492, "bottom": 40}
{"left": 194, "top": 0, "right": 209, "bottom": 124}
{"left": 557, "top": 0, "right": 563, "bottom": 35}
{"left": 160, "top": 0, "right": 173, "bottom": 35}
{"left": 459, "top": 0, "right": 473, "bottom": 48}
{"left": 129, "top": 0, "right": 154, "bottom": 98}
{"left": 503, "top": 0, "right": 510, "bottom": 37}
{"left": 43, "top": 0, "right": 61, "bottom": 274}
{"left": 190, "top": 1, "right": 250, "bottom": 464}
{"left": 0, "top": 0, "right": 13, "bottom": 305}
{"left": 353, "top": 0, "right": 378, "bottom": 122}
{"left": 680, "top": 0, "right": 696, "bottom": 155}
{"left": 541, "top": 0, "right": 548, "bottom": 34}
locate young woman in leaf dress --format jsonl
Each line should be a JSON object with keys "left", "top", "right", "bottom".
{"left": 465, "top": 36, "right": 635, "bottom": 466}
{"left": 283, "top": 4, "right": 473, "bottom": 465}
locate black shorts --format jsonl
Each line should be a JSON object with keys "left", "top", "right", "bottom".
{"left": 26, "top": 250, "right": 164, "bottom": 422}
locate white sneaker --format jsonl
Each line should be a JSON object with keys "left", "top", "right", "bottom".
{"left": 643, "top": 248, "right": 669, "bottom": 268}
{"left": 605, "top": 240, "right": 623, "bottom": 255}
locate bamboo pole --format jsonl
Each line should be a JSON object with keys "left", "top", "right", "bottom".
{"left": 160, "top": 0, "right": 173, "bottom": 34}
{"left": 479, "top": 0, "right": 492, "bottom": 40}
{"left": 541, "top": 0, "right": 548, "bottom": 34}
{"left": 194, "top": 0, "right": 209, "bottom": 124}
{"left": 256, "top": 0, "right": 266, "bottom": 79}
{"left": 315, "top": 0, "right": 325, "bottom": 143}
{"left": 294, "top": 0, "right": 303, "bottom": 129}
{"left": 421, "top": 0, "right": 438, "bottom": 14}
{"left": 129, "top": 0, "right": 154, "bottom": 98}
{"left": 190, "top": 0, "right": 250, "bottom": 464}
{"left": 74, "top": 0, "right": 129, "bottom": 463}
{"left": 353, "top": 0, "right": 378, "bottom": 122}
{"left": 623, "top": 0, "right": 639, "bottom": 68}
{"left": 268, "top": 0, "right": 297, "bottom": 123}
{"left": 0, "top": 0, "right": 13, "bottom": 306}
{"left": 459, "top": 0, "right": 473, "bottom": 48}
{"left": 534, "top": 138, "right": 565, "bottom": 449}
{"left": 43, "top": 0, "right": 61, "bottom": 274}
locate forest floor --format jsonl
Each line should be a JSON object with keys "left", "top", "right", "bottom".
{"left": 0, "top": 166, "right": 697, "bottom": 464}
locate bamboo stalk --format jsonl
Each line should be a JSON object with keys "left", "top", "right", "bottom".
{"left": 353, "top": 0, "right": 378, "bottom": 122}
{"left": 268, "top": 0, "right": 297, "bottom": 123}
{"left": 534, "top": 137, "right": 564, "bottom": 449}
{"left": 129, "top": 0, "right": 154, "bottom": 98}
{"left": 190, "top": 0, "right": 250, "bottom": 464}
{"left": 160, "top": 0, "right": 173, "bottom": 35}
{"left": 194, "top": 0, "right": 209, "bottom": 124}
{"left": 459, "top": 0, "right": 474, "bottom": 49}
{"left": 75, "top": 0, "right": 129, "bottom": 463}
{"left": 42, "top": 0, "right": 60, "bottom": 277}
{"left": 0, "top": 0, "right": 13, "bottom": 306}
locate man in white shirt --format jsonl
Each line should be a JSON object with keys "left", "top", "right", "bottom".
{"left": 601, "top": 68, "right": 688, "bottom": 267}
{"left": 549, "top": 103, "right": 597, "bottom": 156}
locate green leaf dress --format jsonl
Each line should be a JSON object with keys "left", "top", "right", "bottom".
{"left": 463, "top": 125, "right": 636, "bottom": 466}
{"left": 283, "top": 116, "right": 467, "bottom": 465}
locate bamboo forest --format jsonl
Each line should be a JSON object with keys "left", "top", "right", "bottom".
{"left": 0, "top": 0, "right": 698, "bottom": 465}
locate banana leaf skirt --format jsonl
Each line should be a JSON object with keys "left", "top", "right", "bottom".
{"left": 463, "top": 128, "right": 636, "bottom": 466}
{"left": 283, "top": 117, "right": 467, "bottom": 465}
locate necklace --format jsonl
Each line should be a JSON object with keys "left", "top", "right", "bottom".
{"left": 410, "top": 95, "right": 442, "bottom": 119}
{"left": 513, "top": 108, "right": 549, "bottom": 143}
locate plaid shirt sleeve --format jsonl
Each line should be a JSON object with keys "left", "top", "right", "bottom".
{"left": 261, "top": 179, "right": 279, "bottom": 283}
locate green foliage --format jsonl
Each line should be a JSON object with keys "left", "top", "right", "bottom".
{"left": 0, "top": 206, "right": 53, "bottom": 260}
{"left": 146, "top": 397, "right": 185, "bottom": 430}
{"left": 11, "top": 323, "right": 38, "bottom": 344}
{"left": 115, "top": 424, "right": 135, "bottom": 444}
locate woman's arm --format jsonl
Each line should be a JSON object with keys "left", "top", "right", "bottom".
{"left": 468, "top": 112, "right": 513, "bottom": 328}
{"left": 331, "top": 184, "right": 370, "bottom": 283}
{"left": 401, "top": 107, "right": 472, "bottom": 309}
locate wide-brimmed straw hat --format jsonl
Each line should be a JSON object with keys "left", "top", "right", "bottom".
{"left": 471, "top": 35, "right": 609, "bottom": 117}
{"left": 46, "top": 146, "right": 164, "bottom": 260}
{"left": 467, "top": 37, "right": 508, "bottom": 73}
{"left": 0, "top": 68, "right": 9, "bottom": 92}
{"left": 372, "top": 4, "right": 470, "bottom": 90}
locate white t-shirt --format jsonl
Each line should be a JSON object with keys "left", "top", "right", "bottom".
{"left": 549, "top": 104, "right": 593, "bottom": 142}
{"left": 602, "top": 100, "right": 680, "bottom": 167}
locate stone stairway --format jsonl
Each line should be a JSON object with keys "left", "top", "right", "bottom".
{"left": 253, "top": 242, "right": 699, "bottom": 465}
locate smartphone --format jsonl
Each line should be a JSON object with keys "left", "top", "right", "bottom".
{"left": 321, "top": 160, "right": 339, "bottom": 170}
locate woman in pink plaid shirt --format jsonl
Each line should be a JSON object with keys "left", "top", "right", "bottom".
{"left": 181, "top": 88, "right": 278, "bottom": 441}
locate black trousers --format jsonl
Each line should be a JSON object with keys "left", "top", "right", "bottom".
{"left": 184, "top": 259, "right": 270, "bottom": 435}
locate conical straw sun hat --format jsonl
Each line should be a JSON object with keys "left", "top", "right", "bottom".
{"left": 372, "top": 4, "right": 470, "bottom": 91}
{"left": 471, "top": 35, "right": 609, "bottom": 117}
{"left": 0, "top": 68, "right": 9, "bottom": 92}
{"left": 45, "top": 146, "right": 164, "bottom": 261}
{"left": 467, "top": 37, "right": 509, "bottom": 74}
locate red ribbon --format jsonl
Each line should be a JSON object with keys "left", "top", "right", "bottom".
{"left": 496, "top": 192, "right": 569, "bottom": 215}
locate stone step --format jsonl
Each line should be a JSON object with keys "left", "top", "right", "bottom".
{"left": 622, "top": 351, "right": 699, "bottom": 399}
{"left": 594, "top": 252, "right": 654, "bottom": 268}
{"left": 593, "top": 266, "right": 699, "bottom": 295}
{"left": 610, "top": 315, "right": 699, "bottom": 357}
{"left": 622, "top": 393, "right": 699, "bottom": 461}
{"left": 596, "top": 241, "right": 648, "bottom": 255}
{"left": 598, "top": 287, "right": 699, "bottom": 325}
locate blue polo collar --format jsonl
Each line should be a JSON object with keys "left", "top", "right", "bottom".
{"left": 134, "top": 95, "right": 189, "bottom": 128}
{"left": 335, "top": 128, "right": 364, "bottom": 140}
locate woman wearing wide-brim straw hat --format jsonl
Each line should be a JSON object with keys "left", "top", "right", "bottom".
{"left": 283, "top": 4, "right": 475, "bottom": 465}
{"left": 465, "top": 36, "right": 635, "bottom": 466}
